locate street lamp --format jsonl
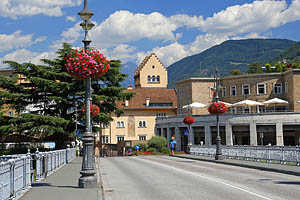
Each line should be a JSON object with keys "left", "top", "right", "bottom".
{"left": 214, "top": 69, "right": 223, "bottom": 160}
{"left": 78, "top": 0, "right": 97, "bottom": 188}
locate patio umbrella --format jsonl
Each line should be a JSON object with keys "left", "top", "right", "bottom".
{"left": 263, "top": 98, "right": 289, "bottom": 111}
{"left": 219, "top": 101, "right": 232, "bottom": 107}
{"left": 232, "top": 99, "right": 263, "bottom": 113}
{"left": 182, "top": 102, "right": 207, "bottom": 109}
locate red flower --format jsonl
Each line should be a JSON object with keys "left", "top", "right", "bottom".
{"left": 183, "top": 116, "right": 195, "bottom": 124}
{"left": 208, "top": 102, "right": 227, "bottom": 114}
{"left": 65, "top": 48, "right": 110, "bottom": 80}
{"left": 81, "top": 104, "right": 100, "bottom": 116}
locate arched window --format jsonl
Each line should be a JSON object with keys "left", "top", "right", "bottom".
{"left": 152, "top": 75, "right": 156, "bottom": 82}
{"left": 117, "top": 121, "right": 120, "bottom": 128}
{"left": 148, "top": 76, "right": 151, "bottom": 82}
{"left": 157, "top": 75, "right": 160, "bottom": 82}
{"left": 121, "top": 121, "right": 124, "bottom": 128}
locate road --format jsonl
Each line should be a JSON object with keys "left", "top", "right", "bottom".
{"left": 97, "top": 156, "right": 300, "bottom": 200}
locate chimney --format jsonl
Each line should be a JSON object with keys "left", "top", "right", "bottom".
{"left": 146, "top": 97, "right": 150, "bottom": 107}
{"left": 125, "top": 100, "right": 129, "bottom": 107}
{"left": 127, "top": 85, "right": 133, "bottom": 90}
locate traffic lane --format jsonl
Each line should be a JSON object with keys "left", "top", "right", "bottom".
{"left": 139, "top": 156, "right": 300, "bottom": 200}
{"left": 99, "top": 156, "right": 281, "bottom": 200}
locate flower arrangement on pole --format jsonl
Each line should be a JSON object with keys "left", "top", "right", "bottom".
{"left": 81, "top": 104, "right": 100, "bottom": 116}
{"left": 183, "top": 116, "right": 195, "bottom": 125}
{"left": 208, "top": 102, "right": 227, "bottom": 114}
{"left": 65, "top": 48, "right": 110, "bottom": 80}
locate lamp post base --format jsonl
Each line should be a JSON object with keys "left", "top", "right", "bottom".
{"left": 78, "top": 170, "right": 97, "bottom": 188}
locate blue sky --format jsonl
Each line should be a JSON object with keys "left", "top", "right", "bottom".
{"left": 0, "top": 0, "right": 299, "bottom": 70}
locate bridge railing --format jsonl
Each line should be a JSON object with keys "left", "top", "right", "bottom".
{"left": 0, "top": 147, "right": 76, "bottom": 200}
{"left": 190, "top": 145, "right": 300, "bottom": 165}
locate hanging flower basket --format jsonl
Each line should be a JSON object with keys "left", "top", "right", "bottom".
{"left": 208, "top": 102, "right": 227, "bottom": 114}
{"left": 81, "top": 104, "right": 100, "bottom": 116}
{"left": 183, "top": 116, "right": 195, "bottom": 125}
{"left": 65, "top": 48, "right": 110, "bottom": 80}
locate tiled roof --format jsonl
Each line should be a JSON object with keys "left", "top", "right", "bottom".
{"left": 117, "top": 88, "right": 177, "bottom": 110}
{"left": 134, "top": 53, "right": 166, "bottom": 76}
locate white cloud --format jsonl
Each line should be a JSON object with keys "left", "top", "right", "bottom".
{"left": 66, "top": 16, "right": 76, "bottom": 22}
{"left": 91, "top": 10, "right": 178, "bottom": 48}
{"left": 0, "top": 49, "right": 56, "bottom": 69}
{"left": 0, "top": 30, "right": 46, "bottom": 53}
{"left": 0, "top": 0, "right": 82, "bottom": 19}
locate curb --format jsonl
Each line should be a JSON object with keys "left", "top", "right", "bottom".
{"left": 170, "top": 154, "right": 300, "bottom": 177}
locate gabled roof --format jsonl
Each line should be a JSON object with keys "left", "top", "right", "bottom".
{"left": 116, "top": 88, "right": 177, "bottom": 110}
{"left": 134, "top": 53, "right": 166, "bottom": 76}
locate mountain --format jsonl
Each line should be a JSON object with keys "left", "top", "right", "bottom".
{"left": 271, "top": 41, "right": 300, "bottom": 63}
{"left": 167, "top": 39, "right": 296, "bottom": 88}
{"left": 120, "top": 61, "right": 137, "bottom": 88}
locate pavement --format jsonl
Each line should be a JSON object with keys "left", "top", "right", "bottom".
{"left": 20, "top": 157, "right": 103, "bottom": 200}
{"left": 20, "top": 154, "right": 300, "bottom": 200}
{"left": 170, "top": 153, "right": 300, "bottom": 177}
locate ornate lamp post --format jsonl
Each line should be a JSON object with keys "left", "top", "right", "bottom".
{"left": 214, "top": 69, "right": 223, "bottom": 160}
{"left": 78, "top": 0, "right": 97, "bottom": 188}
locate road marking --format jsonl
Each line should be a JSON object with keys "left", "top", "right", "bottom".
{"left": 138, "top": 157, "right": 274, "bottom": 200}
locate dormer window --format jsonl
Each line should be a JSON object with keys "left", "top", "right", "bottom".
{"left": 157, "top": 75, "right": 160, "bottom": 82}
{"left": 147, "top": 76, "right": 151, "bottom": 82}
{"left": 152, "top": 65, "right": 155, "bottom": 69}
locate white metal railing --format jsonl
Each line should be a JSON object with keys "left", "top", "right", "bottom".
{"left": 190, "top": 145, "right": 300, "bottom": 165}
{"left": 0, "top": 147, "right": 76, "bottom": 200}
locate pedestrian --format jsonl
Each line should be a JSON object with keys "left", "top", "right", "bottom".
{"left": 170, "top": 140, "right": 176, "bottom": 155}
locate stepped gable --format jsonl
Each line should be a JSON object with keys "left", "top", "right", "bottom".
{"left": 134, "top": 53, "right": 166, "bottom": 76}
{"left": 116, "top": 88, "right": 177, "bottom": 109}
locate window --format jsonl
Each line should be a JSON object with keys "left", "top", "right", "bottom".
{"left": 257, "top": 83, "right": 266, "bottom": 95}
{"left": 156, "top": 113, "right": 166, "bottom": 118}
{"left": 152, "top": 76, "right": 156, "bottom": 82}
{"left": 178, "top": 91, "right": 183, "bottom": 100}
{"left": 139, "top": 136, "right": 146, "bottom": 141}
{"left": 242, "top": 84, "right": 250, "bottom": 96}
{"left": 273, "top": 83, "right": 282, "bottom": 94}
{"left": 157, "top": 75, "right": 160, "bottom": 82}
{"left": 149, "top": 103, "right": 172, "bottom": 107}
{"left": 147, "top": 76, "right": 151, "bottom": 82}
{"left": 285, "top": 82, "right": 288, "bottom": 94}
{"left": 230, "top": 86, "right": 236, "bottom": 96}
{"left": 152, "top": 65, "right": 155, "bottom": 69}
{"left": 139, "top": 120, "right": 147, "bottom": 128}
{"left": 209, "top": 87, "right": 215, "bottom": 97}
{"left": 242, "top": 107, "right": 251, "bottom": 113}
{"left": 8, "top": 111, "right": 14, "bottom": 117}
{"left": 222, "top": 87, "right": 226, "bottom": 97}
{"left": 116, "top": 121, "right": 125, "bottom": 128}
{"left": 101, "top": 136, "right": 109, "bottom": 144}
{"left": 231, "top": 107, "right": 237, "bottom": 114}
{"left": 117, "top": 136, "right": 124, "bottom": 142}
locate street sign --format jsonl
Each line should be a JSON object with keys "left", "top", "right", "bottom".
{"left": 76, "top": 130, "right": 81, "bottom": 137}
{"left": 135, "top": 145, "right": 140, "bottom": 150}
{"left": 184, "top": 130, "right": 189, "bottom": 136}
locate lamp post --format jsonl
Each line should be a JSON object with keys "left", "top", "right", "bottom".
{"left": 78, "top": 0, "right": 97, "bottom": 188}
{"left": 214, "top": 69, "right": 223, "bottom": 160}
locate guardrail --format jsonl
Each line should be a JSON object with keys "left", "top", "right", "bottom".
{"left": 0, "top": 147, "right": 76, "bottom": 200}
{"left": 190, "top": 145, "right": 300, "bottom": 165}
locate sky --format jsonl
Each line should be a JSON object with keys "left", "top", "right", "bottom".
{"left": 0, "top": 0, "right": 300, "bottom": 70}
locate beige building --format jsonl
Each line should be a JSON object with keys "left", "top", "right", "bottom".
{"left": 156, "top": 69, "right": 300, "bottom": 152}
{"left": 98, "top": 53, "right": 177, "bottom": 156}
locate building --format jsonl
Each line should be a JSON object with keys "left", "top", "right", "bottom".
{"left": 98, "top": 53, "right": 177, "bottom": 155}
{"left": 156, "top": 69, "right": 300, "bottom": 152}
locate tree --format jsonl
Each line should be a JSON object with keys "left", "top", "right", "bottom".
{"left": 229, "top": 69, "right": 241, "bottom": 76}
{"left": 147, "top": 136, "right": 167, "bottom": 151}
{"left": 247, "top": 62, "right": 264, "bottom": 74}
{"left": 0, "top": 43, "right": 133, "bottom": 148}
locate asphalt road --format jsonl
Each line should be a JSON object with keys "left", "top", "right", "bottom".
{"left": 98, "top": 155, "right": 300, "bottom": 200}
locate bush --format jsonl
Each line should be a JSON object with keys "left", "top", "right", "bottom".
{"left": 147, "top": 136, "right": 167, "bottom": 151}
{"left": 161, "top": 147, "right": 170, "bottom": 155}
{"left": 146, "top": 147, "right": 156, "bottom": 152}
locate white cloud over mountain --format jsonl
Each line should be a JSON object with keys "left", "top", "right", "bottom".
{"left": 0, "top": 0, "right": 82, "bottom": 19}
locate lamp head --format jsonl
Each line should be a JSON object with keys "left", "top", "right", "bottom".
{"left": 80, "top": 20, "right": 95, "bottom": 31}
{"left": 78, "top": 2, "right": 94, "bottom": 21}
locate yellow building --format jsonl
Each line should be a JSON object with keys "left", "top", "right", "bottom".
{"left": 97, "top": 53, "right": 177, "bottom": 155}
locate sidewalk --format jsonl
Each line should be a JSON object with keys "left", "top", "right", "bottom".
{"left": 170, "top": 154, "right": 300, "bottom": 177}
{"left": 21, "top": 157, "right": 102, "bottom": 200}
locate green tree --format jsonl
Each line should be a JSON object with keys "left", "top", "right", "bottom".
{"left": 147, "top": 136, "right": 167, "bottom": 151}
{"left": 247, "top": 62, "right": 264, "bottom": 74}
{"left": 229, "top": 69, "right": 241, "bottom": 75}
{"left": 0, "top": 43, "right": 133, "bottom": 148}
